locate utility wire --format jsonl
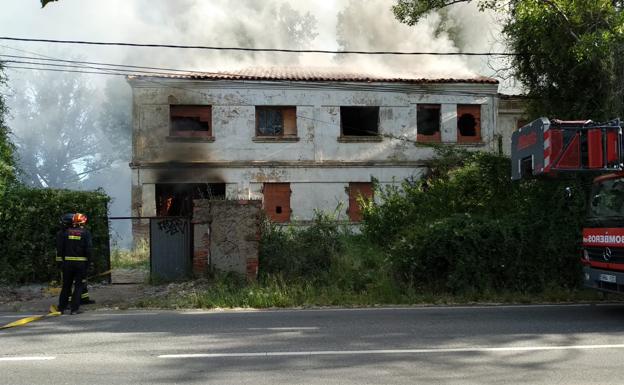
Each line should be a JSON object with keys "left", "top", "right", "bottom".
{"left": 0, "top": 36, "right": 516, "bottom": 56}
{"left": 0, "top": 54, "right": 200, "bottom": 74}
{"left": 2, "top": 60, "right": 189, "bottom": 77}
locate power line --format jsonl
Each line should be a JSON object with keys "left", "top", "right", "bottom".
{"left": 2, "top": 60, "right": 187, "bottom": 77}
{"left": 3, "top": 65, "right": 134, "bottom": 77}
{"left": 0, "top": 54, "right": 199, "bottom": 74}
{"left": 0, "top": 36, "right": 516, "bottom": 56}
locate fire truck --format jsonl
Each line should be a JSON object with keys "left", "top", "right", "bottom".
{"left": 511, "top": 117, "right": 624, "bottom": 294}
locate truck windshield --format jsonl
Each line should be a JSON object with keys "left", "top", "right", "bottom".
{"left": 589, "top": 177, "right": 624, "bottom": 219}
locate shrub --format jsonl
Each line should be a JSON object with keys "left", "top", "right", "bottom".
{"left": 259, "top": 210, "right": 345, "bottom": 280}
{"left": 363, "top": 149, "right": 590, "bottom": 294}
{"left": 0, "top": 185, "right": 110, "bottom": 284}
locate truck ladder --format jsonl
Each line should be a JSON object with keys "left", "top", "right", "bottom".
{"left": 511, "top": 117, "right": 624, "bottom": 180}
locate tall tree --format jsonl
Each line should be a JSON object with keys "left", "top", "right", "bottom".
{"left": 393, "top": 0, "right": 624, "bottom": 120}
{"left": 0, "top": 63, "right": 16, "bottom": 190}
{"left": 9, "top": 70, "right": 112, "bottom": 189}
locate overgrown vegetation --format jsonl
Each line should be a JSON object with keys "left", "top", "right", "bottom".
{"left": 143, "top": 148, "right": 593, "bottom": 309}
{"left": 362, "top": 149, "right": 591, "bottom": 294}
{"left": 111, "top": 239, "right": 149, "bottom": 270}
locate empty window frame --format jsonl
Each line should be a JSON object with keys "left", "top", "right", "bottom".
{"left": 340, "top": 106, "right": 380, "bottom": 136}
{"left": 256, "top": 107, "right": 297, "bottom": 137}
{"left": 348, "top": 182, "right": 373, "bottom": 222}
{"left": 262, "top": 183, "right": 291, "bottom": 222}
{"left": 170, "top": 105, "right": 212, "bottom": 137}
{"left": 417, "top": 104, "right": 441, "bottom": 142}
{"left": 155, "top": 183, "right": 225, "bottom": 217}
{"left": 457, "top": 105, "right": 482, "bottom": 143}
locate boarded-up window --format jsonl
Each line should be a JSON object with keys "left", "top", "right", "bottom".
{"left": 348, "top": 182, "right": 373, "bottom": 222}
{"left": 256, "top": 107, "right": 297, "bottom": 137}
{"left": 170, "top": 105, "right": 212, "bottom": 137}
{"left": 457, "top": 105, "right": 482, "bottom": 143}
{"left": 417, "top": 104, "right": 441, "bottom": 142}
{"left": 263, "top": 183, "right": 291, "bottom": 222}
{"left": 341, "top": 107, "right": 380, "bottom": 136}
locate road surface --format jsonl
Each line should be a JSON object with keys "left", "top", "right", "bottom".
{"left": 2, "top": 304, "right": 624, "bottom": 384}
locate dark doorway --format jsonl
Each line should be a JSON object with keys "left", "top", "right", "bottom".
{"left": 156, "top": 183, "right": 226, "bottom": 217}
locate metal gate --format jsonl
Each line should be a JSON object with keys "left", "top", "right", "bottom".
{"left": 149, "top": 217, "right": 191, "bottom": 281}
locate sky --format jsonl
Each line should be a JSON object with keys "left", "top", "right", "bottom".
{"left": 0, "top": 0, "right": 508, "bottom": 246}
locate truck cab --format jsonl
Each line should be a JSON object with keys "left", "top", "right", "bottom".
{"left": 511, "top": 117, "right": 624, "bottom": 294}
{"left": 582, "top": 172, "right": 624, "bottom": 293}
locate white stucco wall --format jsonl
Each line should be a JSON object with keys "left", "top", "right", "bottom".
{"left": 130, "top": 78, "right": 500, "bottom": 221}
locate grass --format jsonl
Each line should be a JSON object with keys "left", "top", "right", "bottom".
{"left": 132, "top": 273, "right": 609, "bottom": 310}
{"left": 111, "top": 239, "right": 149, "bottom": 270}
{"left": 131, "top": 218, "right": 611, "bottom": 310}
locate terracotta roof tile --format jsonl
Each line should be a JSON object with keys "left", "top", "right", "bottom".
{"left": 130, "top": 66, "right": 498, "bottom": 84}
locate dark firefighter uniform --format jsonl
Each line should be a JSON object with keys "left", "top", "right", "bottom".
{"left": 58, "top": 214, "right": 93, "bottom": 314}
{"left": 56, "top": 214, "right": 93, "bottom": 305}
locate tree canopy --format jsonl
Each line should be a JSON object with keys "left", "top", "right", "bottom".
{"left": 394, "top": 0, "right": 624, "bottom": 120}
{"left": 0, "top": 63, "right": 17, "bottom": 190}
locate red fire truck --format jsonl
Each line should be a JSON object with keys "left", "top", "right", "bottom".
{"left": 511, "top": 117, "right": 624, "bottom": 293}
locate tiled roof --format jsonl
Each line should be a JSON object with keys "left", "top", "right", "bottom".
{"left": 130, "top": 66, "right": 498, "bottom": 84}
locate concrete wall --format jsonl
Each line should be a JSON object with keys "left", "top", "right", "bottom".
{"left": 130, "top": 79, "right": 500, "bottom": 224}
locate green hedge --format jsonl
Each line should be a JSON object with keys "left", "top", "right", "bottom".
{"left": 0, "top": 185, "right": 110, "bottom": 285}
{"left": 362, "top": 150, "right": 591, "bottom": 294}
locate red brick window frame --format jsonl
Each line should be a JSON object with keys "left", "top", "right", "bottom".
{"left": 255, "top": 106, "right": 297, "bottom": 137}
{"left": 263, "top": 183, "right": 291, "bottom": 222}
{"left": 457, "top": 104, "right": 482, "bottom": 143}
{"left": 348, "top": 182, "right": 373, "bottom": 222}
{"left": 417, "top": 104, "right": 441, "bottom": 143}
{"left": 170, "top": 105, "right": 212, "bottom": 138}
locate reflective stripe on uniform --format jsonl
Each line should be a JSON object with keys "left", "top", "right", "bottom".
{"left": 55, "top": 256, "right": 63, "bottom": 262}
{"left": 81, "top": 292, "right": 89, "bottom": 299}
{"left": 68, "top": 235, "right": 81, "bottom": 240}
{"left": 64, "top": 256, "right": 87, "bottom": 261}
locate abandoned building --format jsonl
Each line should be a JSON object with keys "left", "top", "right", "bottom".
{"left": 128, "top": 67, "right": 524, "bottom": 238}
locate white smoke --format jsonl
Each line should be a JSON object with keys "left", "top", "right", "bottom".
{"left": 1, "top": 0, "right": 505, "bottom": 247}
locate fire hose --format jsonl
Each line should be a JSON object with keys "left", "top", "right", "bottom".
{"left": 0, "top": 269, "right": 112, "bottom": 330}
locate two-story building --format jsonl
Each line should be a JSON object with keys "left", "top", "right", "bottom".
{"left": 128, "top": 67, "right": 519, "bottom": 238}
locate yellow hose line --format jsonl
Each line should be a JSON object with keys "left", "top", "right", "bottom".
{"left": 0, "top": 305, "right": 61, "bottom": 330}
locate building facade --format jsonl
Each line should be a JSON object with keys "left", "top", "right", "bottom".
{"left": 128, "top": 68, "right": 507, "bottom": 237}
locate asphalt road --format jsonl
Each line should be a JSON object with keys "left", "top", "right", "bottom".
{"left": 2, "top": 304, "right": 624, "bottom": 384}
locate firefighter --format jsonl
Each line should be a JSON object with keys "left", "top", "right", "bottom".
{"left": 56, "top": 213, "right": 94, "bottom": 305}
{"left": 58, "top": 213, "right": 93, "bottom": 315}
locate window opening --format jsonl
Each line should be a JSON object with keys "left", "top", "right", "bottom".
{"left": 417, "top": 104, "right": 441, "bottom": 142}
{"left": 458, "top": 114, "right": 476, "bottom": 136}
{"left": 256, "top": 107, "right": 297, "bottom": 137}
{"left": 457, "top": 105, "right": 482, "bottom": 143}
{"left": 156, "top": 183, "right": 225, "bottom": 217}
{"left": 340, "top": 106, "right": 380, "bottom": 136}
{"left": 170, "top": 105, "right": 212, "bottom": 137}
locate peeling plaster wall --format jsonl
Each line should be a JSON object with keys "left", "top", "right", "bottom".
{"left": 130, "top": 79, "right": 500, "bottom": 227}
{"left": 192, "top": 199, "right": 261, "bottom": 279}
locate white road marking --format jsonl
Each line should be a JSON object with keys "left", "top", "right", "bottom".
{"left": 158, "top": 344, "right": 624, "bottom": 359}
{"left": 0, "top": 356, "right": 55, "bottom": 362}
{"left": 247, "top": 327, "right": 320, "bottom": 331}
